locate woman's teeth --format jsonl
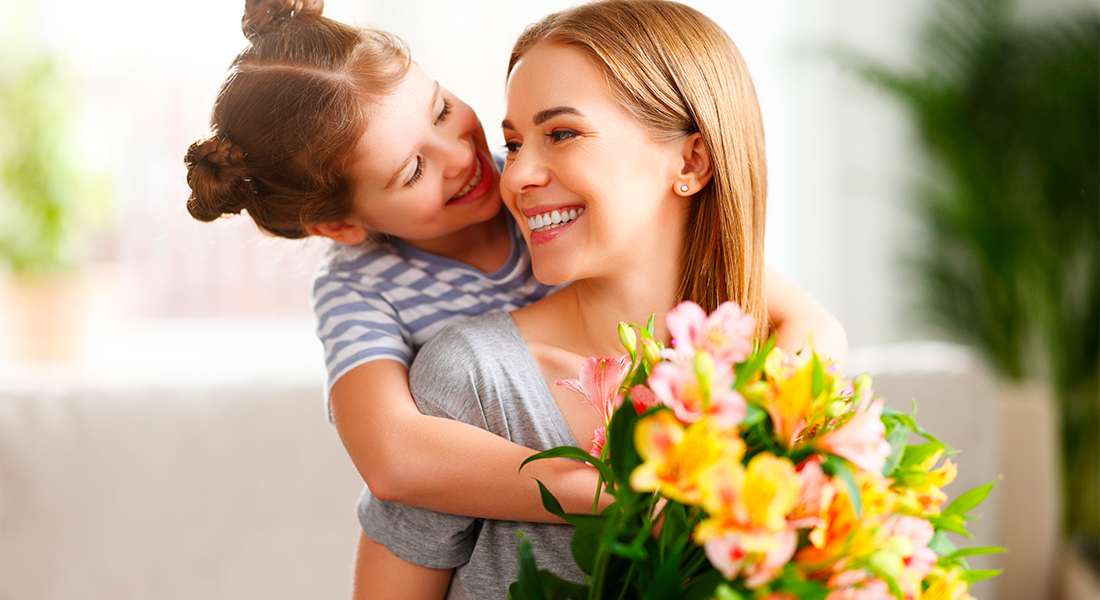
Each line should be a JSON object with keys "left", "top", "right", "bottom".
{"left": 451, "top": 157, "right": 484, "bottom": 201}
{"left": 527, "top": 207, "right": 584, "bottom": 233}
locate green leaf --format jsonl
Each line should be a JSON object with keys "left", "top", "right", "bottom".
{"left": 734, "top": 335, "right": 775, "bottom": 388}
{"left": 824, "top": 455, "right": 863, "bottom": 517}
{"left": 811, "top": 354, "right": 826, "bottom": 398}
{"left": 608, "top": 402, "right": 643, "bottom": 487}
{"left": 943, "top": 476, "right": 1001, "bottom": 518}
{"left": 511, "top": 534, "right": 548, "bottom": 600}
{"left": 710, "top": 582, "right": 745, "bottom": 600}
{"left": 928, "top": 513, "right": 970, "bottom": 537}
{"left": 569, "top": 513, "right": 606, "bottom": 575}
{"left": 535, "top": 480, "right": 566, "bottom": 518}
{"left": 960, "top": 569, "right": 1003, "bottom": 584}
{"left": 679, "top": 568, "right": 727, "bottom": 600}
{"left": 656, "top": 500, "right": 691, "bottom": 553}
{"left": 943, "top": 546, "right": 1006, "bottom": 560}
{"left": 867, "top": 563, "right": 904, "bottom": 600}
{"left": 521, "top": 446, "right": 616, "bottom": 489}
{"left": 740, "top": 404, "right": 766, "bottom": 428}
{"left": 929, "top": 530, "right": 958, "bottom": 556}
{"left": 898, "top": 441, "right": 946, "bottom": 470}
{"left": 775, "top": 567, "right": 831, "bottom": 600}
{"left": 881, "top": 417, "right": 911, "bottom": 477}
{"left": 882, "top": 403, "right": 943, "bottom": 445}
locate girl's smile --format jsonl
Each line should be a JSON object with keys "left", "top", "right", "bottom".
{"left": 341, "top": 62, "right": 504, "bottom": 248}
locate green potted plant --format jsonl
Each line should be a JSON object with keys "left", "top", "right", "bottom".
{"left": 0, "top": 50, "right": 103, "bottom": 361}
{"left": 834, "top": 0, "right": 1098, "bottom": 592}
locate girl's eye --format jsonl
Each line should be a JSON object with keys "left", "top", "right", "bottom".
{"left": 547, "top": 130, "right": 578, "bottom": 143}
{"left": 405, "top": 157, "right": 424, "bottom": 187}
{"left": 435, "top": 99, "right": 453, "bottom": 125}
{"left": 503, "top": 141, "right": 521, "bottom": 154}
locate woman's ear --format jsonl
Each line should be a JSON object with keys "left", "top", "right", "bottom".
{"left": 306, "top": 220, "right": 369, "bottom": 245}
{"left": 675, "top": 132, "right": 713, "bottom": 195}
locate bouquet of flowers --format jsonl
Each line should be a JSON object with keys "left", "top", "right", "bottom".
{"left": 512, "top": 301, "right": 1001, "bottom": 600}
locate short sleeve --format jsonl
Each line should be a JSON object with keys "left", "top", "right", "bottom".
{"left": 312, "top": 249, "right": 415, "bottom": 390}
{"left": 358, "top": 486, "right": 479, "bottom": 569}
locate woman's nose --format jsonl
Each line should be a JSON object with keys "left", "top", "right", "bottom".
{"left": 500, "top": 147, "right": 549, "bottom": 196}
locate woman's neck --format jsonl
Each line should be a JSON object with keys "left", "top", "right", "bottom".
{"left": 516, "top": 256, "right": 681, "bottom": 361}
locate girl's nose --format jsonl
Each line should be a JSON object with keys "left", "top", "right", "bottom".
{"left": 439, "top": 135, "right": 475, "bottom": 180}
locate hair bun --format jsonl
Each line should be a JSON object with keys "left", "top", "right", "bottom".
{"left": 243, "top": 0, "right": 325, "bottom": 38}
{"left": 184, "top": 134, "right": 253, "bottom": 222}
{"left": 187, "top": 135, "right": 246, "bottom": 174}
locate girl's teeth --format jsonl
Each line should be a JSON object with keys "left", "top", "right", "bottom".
{"left": 452, "top": 157, "right": 483, "bottom": 200}
{"left": 527, "top": 207, "right": 583, "bottom": 232}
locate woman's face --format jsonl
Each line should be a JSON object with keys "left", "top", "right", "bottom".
{"left": 343, "top": 62, "right": 502, "bottom": 244}
{"left": 501, "top": 42, "right": 686, "bottom": 286}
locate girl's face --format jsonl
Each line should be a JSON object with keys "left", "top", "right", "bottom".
{"left": 500, "top": 42, "right": 687, "bottom": 286}
{"left": 342, "top": 63, "right": 502, "bottom": 245}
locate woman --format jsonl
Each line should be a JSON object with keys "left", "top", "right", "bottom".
{"left": 354, "top": 1, "right": 779, "bottom": 597}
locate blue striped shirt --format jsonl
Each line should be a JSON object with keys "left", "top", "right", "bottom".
{"left": 312, "top": 210, "right": 559, "bottom": 404}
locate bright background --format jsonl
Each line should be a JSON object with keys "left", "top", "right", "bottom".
{"left": 1, "top": 2, "right": 1096, "bottom": 599}
{"left": 0, "top": 0, "right": 1087, "bottom": 354}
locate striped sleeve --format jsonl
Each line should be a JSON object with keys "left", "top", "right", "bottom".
{"left": 312, "top": 248, "right": 415, "bottom": 393}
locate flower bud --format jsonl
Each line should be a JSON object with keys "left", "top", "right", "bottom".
{"left": 618, "top": 322, "right": 638, "bottom": 358}
{"left": 642, "top": 339, "right": 662, "bottom": 368}
{"left": 693, "top": 351, "right": 716, "bottom": 384}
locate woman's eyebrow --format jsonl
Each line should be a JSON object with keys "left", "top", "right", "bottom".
{"left": 501, "top": 106, "right": 585, "bottom": 131}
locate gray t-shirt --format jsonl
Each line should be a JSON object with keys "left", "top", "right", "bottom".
{"left": 358, "top": 311, "right": 584, "bottom": 599}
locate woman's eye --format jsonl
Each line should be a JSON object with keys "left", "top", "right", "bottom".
{"left": 546, "top": 130, "right": 578, "bottom": 143}
{"left": 405, "top": 157, "right": 424, "bottom": 187}
{"left": 503, "top": 141, "right": 521, "bottom": 154}
{"left": 435, "top": 99, "right": 453, "bottom": 125}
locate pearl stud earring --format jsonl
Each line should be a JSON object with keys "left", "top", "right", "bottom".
{"left": 680, "top": 184, "right": 689, "bottom": 193}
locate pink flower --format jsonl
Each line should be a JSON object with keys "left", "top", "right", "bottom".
{"left": 589, "top": 426, "right": 607, "bottom": 459}
{"left": 815, "top": 398, "right": 891, "bottom": 474}
{"left": 666, "top": 301, "right": 756, "bottom": 367}
{"left": 647, "top": 359, "right": 745, "bottom": 427}
{"left": 875, "top": 514, "right": 937, "bottom": 598}
{"left": 702, "top": 529, "right": 797, "bottom": 588}
{"left": 824, "top": 578, "right": 892, "bottom": 600}
{"left": 557, "top": 355, "right": 632, "bottom": 424}
{"left": 629, "top": 384, "right": 660, "bottom": 414}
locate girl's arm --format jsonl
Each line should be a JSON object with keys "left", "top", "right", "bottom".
{"left": 352, "top": 531, "right": 452, "bottom": 600}
{"left": 330, "top": 359, "right": 602, "bottom": 522}
{"left": 765, "top": 265, "right": 849, "bottom": 366}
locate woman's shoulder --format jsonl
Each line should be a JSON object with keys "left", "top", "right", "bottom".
{"left": 415, "top": 311, "right": 520, "bottom": 362}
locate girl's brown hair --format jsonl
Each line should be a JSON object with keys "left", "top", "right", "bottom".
{"left": 184, "top": 0, "right": 410, "bottom": 239}
{"left": 508, "top": 0, "right": 768, "bottom": 338}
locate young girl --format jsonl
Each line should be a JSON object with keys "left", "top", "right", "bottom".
{"left": 184, "top": 0, "right": 845, "bottom": 539}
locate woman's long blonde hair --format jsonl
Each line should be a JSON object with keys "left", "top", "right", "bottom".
{"left": 508, "top": 0, "right": 768, "bottom": 338}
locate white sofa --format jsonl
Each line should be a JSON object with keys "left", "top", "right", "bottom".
{"left": 0, "top": 327, "right": 1073, "bottom": 600}
{"left": 1, "top": 319, "right": 363, "bottom": 600}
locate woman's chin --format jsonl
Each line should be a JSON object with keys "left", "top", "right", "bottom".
{"left": 531, "top": 263, "right": 573, "bottom": 287}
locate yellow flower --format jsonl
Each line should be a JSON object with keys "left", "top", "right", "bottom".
{"left": 743, "top": 453, "right": 802, "bottom": 531}
{"left": 631, "top": 411, "right": 744, "bottom": 505}
{"left": 695, "top": 453, "right": 802, "bottom": 548}
{"left": 760, "top": 348, "right": 816, "bottom": 448}
{"left": 894, "top": 452, "right": 958, "bottom": 516}
{"left": 919, "top": 566, "right": 976, "bottom": 600}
